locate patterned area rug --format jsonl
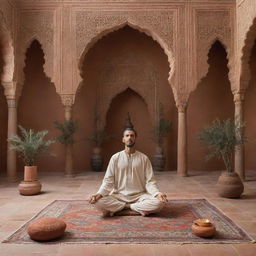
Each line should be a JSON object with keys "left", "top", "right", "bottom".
{"left": 3, "top": 199, "right": 252, "bottom": 244}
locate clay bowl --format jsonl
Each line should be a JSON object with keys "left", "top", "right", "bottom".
{"left": 193, "top": 218, "right": 212, "bottom": 227}
{"left": 192, "top": 219, "right": 216, "bottom": 238}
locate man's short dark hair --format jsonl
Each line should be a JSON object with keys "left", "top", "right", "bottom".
{"left": 123, "top": 128, "right": 137, "bottom": 137}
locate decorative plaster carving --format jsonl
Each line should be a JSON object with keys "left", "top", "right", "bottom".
{"left": 195, "top": 10, "right": 233, "bottom": 91}
{"left": 74, "top": 10, "right": 175, "bottom": 93}
{"left": 2, "top": 81, "right": 16, "bottom": 98}
{"left": 96, "top": 55, "right": 160, "bottom": 128}
{"left": 240, "top": 17, "right": 256, "bottom": 92}
{"left": 175, "top": 93, "right": 189, "bottom": 113}
{"left": 0, "top": 10, "right": 15, "bottom": 84}
{"left": 233, "top": 92, "right": 245, "bottom": 103}
{"left": 6, "top": 98, "right": 16, "bottom": 108}
{"left": 60, "top": 94, "right": 75, "bottom": 107}
{"left": 16, "top": 10, "right": 55, "bottom": 88}
{"left": 0, "top": 1, "right": 13, "bottom": 36}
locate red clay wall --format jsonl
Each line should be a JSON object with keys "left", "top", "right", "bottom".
{"left": 244, "top": 40, "right": 256, "bottom": 171}
{"left": 187, "top": 41, "right": 234, "bottom": 171}
{"left": 18, "top": 40, "right": 64, "bottom": 172}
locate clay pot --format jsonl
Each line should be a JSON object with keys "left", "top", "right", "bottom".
{"left": 18, "top": 180, "right": 42, "bottom": 196}
{"left": 192, "top": 223, "right": 216, "bottom": 238}
{"left": 91, "top": 147, "right": 103, "bottom": 171}
{"left": 24, "top": 166, "right": 38, "bottom": 182}
{"left": 216, "top": 172, "right": 244, "bottom": 198}
{"left": 152, "top": 146, "right": 166, "bottom": 171}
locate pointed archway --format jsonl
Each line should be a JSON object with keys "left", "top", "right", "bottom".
{"left": 188, "top": 41, "right": 234, "bottom": 172}
{"left": 103, "top": 88, "right": 153, "bottom": 167}
{"left": 244, "top": 39, "right": 256, "bottom": 172}
{"left": 18, "top": 40, "right": 64, "bottom": 173}
{"left": 74, "top": 25, "right": 177, "bottom": 172}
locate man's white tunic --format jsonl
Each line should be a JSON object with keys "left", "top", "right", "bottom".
{"left": 97, "top": 150, "right": 160, "bottom": 203}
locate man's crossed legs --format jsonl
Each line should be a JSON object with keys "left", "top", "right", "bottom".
{"left": 94, "top": 195, "right": 164, "bottom": 217}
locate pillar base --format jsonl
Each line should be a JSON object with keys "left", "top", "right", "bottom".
{"left": 177, "top": 172, "right": 188, "bottom": 177}
{"left": 65, "top": 173, "right": 75, "bottom": 178}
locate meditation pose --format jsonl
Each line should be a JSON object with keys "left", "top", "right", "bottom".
{"left": 89, "top": 123, "right": 168, "bottom": 217}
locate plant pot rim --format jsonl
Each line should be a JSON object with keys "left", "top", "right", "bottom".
{"left": 221, "top": 171, "right": 239, "bottom": 176}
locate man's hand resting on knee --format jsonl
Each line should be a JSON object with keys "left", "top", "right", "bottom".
{"left": 155, "top": 192, "right": 168, "bottom": 203}
{"left": 89, "top": 194, "right": 103, "bottom": 204}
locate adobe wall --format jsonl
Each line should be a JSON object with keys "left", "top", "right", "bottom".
{"left": 244, "top": 39, "right": 256, "bottom": 171}
{"left": 3, "top": 0, "right": 256, "bottom": 175}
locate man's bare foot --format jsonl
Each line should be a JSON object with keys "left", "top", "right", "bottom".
{"left": 102, "top": 209, "right": 114, "bottom": 217}
{"left": 115, "top": 209, "right": 140, "bottom": 216}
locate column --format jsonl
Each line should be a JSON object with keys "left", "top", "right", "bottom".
{"left": 177, "top": 103, "right": 188, "bottom": 177}
{"left": 61, "top": 95, "right": 75, "bottom": 177}
{"left": 234, "top": 92, "right": 245, "bottom": 180}
{"left": 6, "top": 97, "right": 17, "bottom": 182}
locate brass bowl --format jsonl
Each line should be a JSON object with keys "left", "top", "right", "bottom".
{"left": 193, "top": 218, "right": 212, "bottom": 227}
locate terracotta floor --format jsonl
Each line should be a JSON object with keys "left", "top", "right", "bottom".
{"left": 0, "top": 170, "right": 256, "bottom": 256}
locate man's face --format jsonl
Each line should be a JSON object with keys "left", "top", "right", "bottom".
{"left": 122, "top": 130, "right": 136, "bottom": 148}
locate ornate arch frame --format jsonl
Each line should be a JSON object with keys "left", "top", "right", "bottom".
{"left": 75, "top": 24, "right": 175, "bottom": 128}
{"left": 240, "top": 17, "right": 256, "bottom": 92}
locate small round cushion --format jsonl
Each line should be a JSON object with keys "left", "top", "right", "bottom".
{"left": 27, "top": 217, "right": 66, "bottom": 241}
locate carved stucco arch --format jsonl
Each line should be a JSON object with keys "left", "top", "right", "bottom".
{"left": 104, "top": 87, "right": 150, "bottom": 128}
{"left": 192, "top": 37, "right": 232, "bottom": 95}
{"left": 16, "top": 38, "right": 57, "bottom": 99}
{"left": 76, "top": 21, "right": 175, "bottom": 96}
{"left": 101, "top": 85, "right": 155, "bottom": 129}
{"left": 17, "top": 36, "right": 53, "bottom": 85}
{"left": 240, "top": 17, "right": 256, "bottom": 92}
{"left": 0, "top": 10, "right": 14, "bottom": 85}
{"left": 76, "top": 22, "right": 173, "bottom": 128}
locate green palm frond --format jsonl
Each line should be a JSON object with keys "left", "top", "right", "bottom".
{"left": 54, "top": 120, "right": 77, "bottom": 145}
{"left": 152, "top": 103, "right": 172, "bottom": 146}
{"left": 7, "top": 125, "right": 54, "bottom": 166}
{"left": 198, "top": 118, "right": 247, "bottom": 172}
{"left": 87, "top": 129, "right": 111, "bottom": 147}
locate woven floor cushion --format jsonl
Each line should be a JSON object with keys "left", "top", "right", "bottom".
{"left": 27, "top": 217, "right": 66, "bottom": 241}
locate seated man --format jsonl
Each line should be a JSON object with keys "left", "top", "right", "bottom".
{"left": 89, "top": 126, "right": 168, "bottom": 217}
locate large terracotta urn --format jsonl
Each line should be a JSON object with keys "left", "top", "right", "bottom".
{"left": 152, "top": 146, "right": 165, "bottom": 172}
{"left": 18, "top": 166, "right": 42, "bottom": 196}
{"left": 91, "top": 147, "right": 103, "bottom": 171}
{"left": 216, "top": 172, "right": 244, "bottom": 198}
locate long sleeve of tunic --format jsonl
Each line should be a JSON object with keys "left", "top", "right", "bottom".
{"left": 97, "top": 150, "right": 160, "bottom": 202}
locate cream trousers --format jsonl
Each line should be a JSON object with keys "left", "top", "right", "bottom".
{"left": 94, "top": 194, "right": 164, "bottom": 216}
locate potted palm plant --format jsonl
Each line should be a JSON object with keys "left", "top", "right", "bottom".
{"left": 87, "top": 129, "right": 110, "bottom": 171}
{"left": 198, "top": 118, "right": 246, "bottom": 198}
{"left": 152, "top": 104, "right": 172, "bottom": 171}
{"left": 8, "top": 125, "right": 54, "bottom": 195}
{"left": 54, "top": 119, "right": 77, "bottom": 177}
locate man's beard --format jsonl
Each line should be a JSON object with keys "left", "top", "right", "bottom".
{"left": 126, "top": 142, "right": 135, "bottom": 148}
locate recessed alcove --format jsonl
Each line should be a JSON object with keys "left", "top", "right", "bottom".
{"left": 74, "top": 25, "right": 177, "bottom": 172}
{"left": 0, "top": 44, "right": 7, "bottom": 174}
{"left": 18, "top": 40, "right": 64, "bottom": 172}
{"left": 187, "top": 41, "right": 234, "bottom": 172}
{"left": 102, "top": 87, "right": 153, "bottom": 167}
{"left": 244, "top": 39, "right": 256, "bottom": 171}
